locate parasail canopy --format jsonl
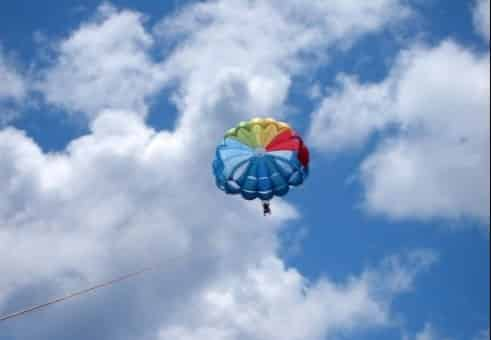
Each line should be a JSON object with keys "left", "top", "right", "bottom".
{"left": 213, "top": 118, "right": 310, "bottom": 204}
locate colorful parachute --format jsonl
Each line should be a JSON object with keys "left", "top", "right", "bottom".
{"left": 213, "top": 118, "right": 310, "bottom": 214}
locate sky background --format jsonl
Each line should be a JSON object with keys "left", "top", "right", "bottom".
{"left": 0, "top": 1, "right": 489, "bottom": 340}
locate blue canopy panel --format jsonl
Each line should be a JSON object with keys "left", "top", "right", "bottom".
{"left": 213, "top": 139, "right": 308, "bottom": 201}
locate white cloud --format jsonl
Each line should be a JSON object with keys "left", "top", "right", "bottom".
{"left": 0, "top": 113, "right": 435, "bottom": 340}
{"left": 474, "top": 0, "right": 490, "bottom": 41}
{"left": 0, "top": 111, "right": 296, "bottom": 338}
{"left": 156, "top": 0, "right": 410, "bottom": 133}
{"left": 474, "top": 329, "right": 490, "bottom": 340}
{"left": 402, "top": 323, "right": 454, "bottom": 340}
{"left": 0, "top": 1, "right": 436, "bottom": 339}
{"left": 405, "top": 325, "right": 488, "bottom": 340}
{"left": 309, "top": 41, "right": 490, "bottom": 224}
{"left": 34, "top": 0, "right": 410, "bottom": 126}
{"left": 308, "top": 75, "right": 395, "bottom": 152}
{"left": 38, "top": 4, "right": 166, "bottom": 119}
{"left": 0, "top": 49, "right": 26, "bottom": 101}
{"left": 413, "top": 324, "right": 445, "bottom": 340}
{"left": 0, "top": 47, "right": 27, "bottom": 125}
{"left": 159, "top": 251, "right": 436, "bottom": 340}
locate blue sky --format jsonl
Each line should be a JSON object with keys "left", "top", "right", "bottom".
{"left": 0, "top": 1, "right": 489, "bottom": 340}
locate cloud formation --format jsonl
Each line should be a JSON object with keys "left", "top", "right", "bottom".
{"left": 0, "top": 1, "right": 455, "bottom": 339}
{"left": 0, "top": 110, "right": 295, "bottom": 339}
{"left": 0, "top": 112, "right": 435, "bottom": 339}
{"left": 159, "top": 251, "right": 437, "bottom": 340}
{"left": 474, "top": 0, "right": 490, "bottom": 41}
{"left": 155, "top": 0, "right": 411, "bottom": 139}
{"left": 309, "top": 41, "right": 490, "bottom": 223}
{"left": 0, "top": 49, "right": 25, "bottom": 101}
{"left": 0, "top": 1, "right": 436, "bottom": 339}
{"left": 38, "top": 4, "right": 166, "bottom": 118}
{"left": 0, "top": 47, "right": 27, "bottom": 125}
{"left": 474, "top": 329, "right": 491, "bottom": 340}
{"left": 413, "top": 324, "right": 446, "bottom": 340}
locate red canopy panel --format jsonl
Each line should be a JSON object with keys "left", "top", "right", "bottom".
{"left": 266, "top": 130, "right": 310, "bottom": 167}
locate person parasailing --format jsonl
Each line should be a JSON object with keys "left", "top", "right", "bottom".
{"left": 212, "top": 118, "right": 310, "bottom": 216}
{"left": 262, "top": 200, "right": 272, "bottom": 216}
